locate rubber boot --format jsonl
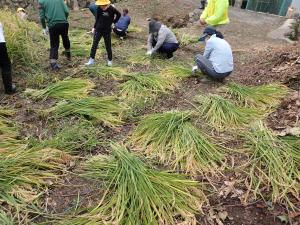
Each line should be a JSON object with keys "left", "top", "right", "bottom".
{"left": 2, "top": 71, "right": 16, "bottom": 94}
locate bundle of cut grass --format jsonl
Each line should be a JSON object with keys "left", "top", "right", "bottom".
{"left": 223, "top": 83, "right": 289, "bottom": 107}
{"left": 178, "top": 33, "right": 199, "bottom": 46}
{"left": 194, "top": 94, "right": 263, "bottom": 131}
{"left": 242, "top": 122, "right": 299, "bottom": 208}
{"left": 160, "top": 65, "right": 193, "bottom": 79}
{"left": 131, "top": 111, "right": 223, "bottom": 175}
{"left": 0, "top": 10, "right": 44, "bottom": 65}
{"left": 119, "top": 73, "right": 176, "bottom": 105}
{"left": 31, "top": 120, "right": 101, "bottom": 154}
{"left": 67, "top": 143, "right": 205, "bottom": 225}
{"left": 25, "top": 78, "right": 94, "bottom": 100}
{"left": 0, "top": 210, "right": 14, "bottom": 225}
{"left": 81, "top": 64, "right": 127, "bottom": 80}
{"left": 0, "top": 145, "right": 72, "bottom": 221}
{"left": 69, "top": 29, "right": 93, "bottom": 57}
{"left": 127, "top": 51, "right": 151, "bottom": 66}
{"left": 50, "top": 97, "right": 126, "bottom": 127}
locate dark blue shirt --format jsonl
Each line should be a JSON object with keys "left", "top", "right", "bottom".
{"left": 115, "top": 15, "right": 131, "bottom": 31}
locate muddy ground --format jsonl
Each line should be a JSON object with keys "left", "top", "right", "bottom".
{"left": 1, "top": 1, "right": 300, "bottom": 224}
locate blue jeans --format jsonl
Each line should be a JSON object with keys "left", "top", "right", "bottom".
{"left": 195, "top": 54, "right": 232, "bottom": 80}
{"left": 152, "top": 41, "right": 179, "bottom": 58}
{"left": 89, "top": 3, "right": 97, "bottom": 17}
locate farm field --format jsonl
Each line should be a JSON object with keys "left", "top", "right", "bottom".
{"left": 0, "top": 1, "right": 299, "bottom": 224}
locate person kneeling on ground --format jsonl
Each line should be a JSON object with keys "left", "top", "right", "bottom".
{"left": 38, "top": 0, "right": 71, "bottom": 71}
{"left": 113, "top": 8, "right": 131, "bottom": 39}
{"left": 193, "top": 27, "right": 233, "bottom": 82}
{"left": 85, "top": 0, "right": 121, "bottom": 67}
{"left": 0, "top": 23, "right": 16, "bottom": 94}
{"left": 146, "top": 19, "right": 179, "bottom": 59}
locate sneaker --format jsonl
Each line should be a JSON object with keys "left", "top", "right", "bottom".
{"left": 120, "top": 37, "right": 124, "bottom": 40}
{"left": 107, "top": 60, "right": 112, "bottom": 67}
{"left": 50, "top": 62, "right": 62, "bottom": 71}
{"left": 192, "top": 66, "right": 198, "bottom": 73}
{"left": 85, "top": 58, "right": 95, "bottom": 66}
{"left": 5, "top": 84, "right": 16, "bottom": 95}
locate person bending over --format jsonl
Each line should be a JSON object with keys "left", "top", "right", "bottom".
{"left": 85, "top": 0, "right": 121, "bottom": 67}
{"left": 199, "top": 0, "right": 229, "bottom": 27}
{"left": 193, "top": 27, "right": 233, "bottom": 82}
{"left": 113, "top": 8, "right": 131, "bottom": 39}
{"left": 146, "top": 19, "right": 179, "bottom": 59}
{"left": 0, "top": 23, "right": 16, "bottom": 94}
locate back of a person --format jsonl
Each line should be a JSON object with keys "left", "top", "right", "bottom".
{"left": 160, "top": 25, "right": 178, "bottom": 44}
{"left": 39, "top": 0, "right": 68, "bottom": 26}
{"left": 204, "top": 0, "right": 229, "bottom": 25}
{"left": 115, "top": 15, "right": 130, "bottom": 30}
{"left": 207, "top": 36, "right": 233, "bottom": 73}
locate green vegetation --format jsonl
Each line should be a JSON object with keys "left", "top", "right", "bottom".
{"left": 65, "top": 143, "right": 205, "bottom": 225}
{"left": 49, "top": 96, "right": 126, "bottom": 127}
{"left": 131, "top": 111, "right": 223, "bottom": 174}
{"left": 242, "top": 122, "right": 299, "bottom": 208}
{"left": 223, "top": 83, "right": 289, "bottom": 107}
{"left": 25, "top": 78, "right": 95, "bottom": 100}
{"left": 160, "top": 65, "right": 193, "bottom": 79}
{"left": 194, "top": 94, "right": 263, "bottom": 131}
{"left": 81, "top": 64, "right": 127, "bottom": 79}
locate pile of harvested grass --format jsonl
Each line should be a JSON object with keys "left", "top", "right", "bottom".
{"left": 160, "top": 65, "right": 193, "bottom": 79}
{"left": 242, "top": 122, "right": 299, "bottom": 208}
{"left": 49, "top": 96, "right": 126, "bottom": 127}
{"left": 223, "top": 83, "right": 289, "bottom": 108}
{"left": 81, "top": 64, "right": 127, "bottom": 80}
{"left": 194, "top": 94, "right": 263, "bottom": 131}
{"left": 62, "top": 143, "right": 205, "bottom": 225}
{"left": 131, "top": 111, "right": 224, "bottom": 175}
{"left": 119, "top": 73, "right": 176, "bottom": 105}
{"left": 25, "top": 78, "right": 94, "bottom": 100}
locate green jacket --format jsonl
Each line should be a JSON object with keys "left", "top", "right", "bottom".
{"left": 38, "top": 0, "right": 69, "bottom": 29}
{"left": 200, "top": 0, "right": 229, "bottom": 26}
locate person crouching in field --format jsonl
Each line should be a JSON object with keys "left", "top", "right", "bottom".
{"left": 192, "top": 27, "right": 233, "bottom": 82}
{"left": 113, "top": 8, "right": 131, "bottom": 39}
{"left": 146, "top": 19, "right": 179, "bottom": 59}
{"left": 85, "top": 0, "right": 121, "bottom": 67}
{"left": 0, "top": 23, "right": 16, "bottom": 94}
{"left": 199, "top": 0, "right": 229, "bottom": 27}
{"left": 38, "top": 0, "right": 71, "bottom": 71}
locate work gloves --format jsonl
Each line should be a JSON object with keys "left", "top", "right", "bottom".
{"left": 146, "top": 49, "right": 154, "bottom": 56}
{"left": 42, "top": 27, "right": 49, "bottom": 36}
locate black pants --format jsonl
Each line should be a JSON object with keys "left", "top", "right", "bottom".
{"left": 90, "top": 31, "right": 112, "bottom": 60}
{"left": 113, "top": 27, "right": 126, "bottom": 37}
{"left": 0, "top": 43, "right": 13, "bottom": 92}
{"left": 152, "top": 40, "right": 179, "bottom": 58}
{"left": 49, "top": 23, "right": 70, "bottom": 60}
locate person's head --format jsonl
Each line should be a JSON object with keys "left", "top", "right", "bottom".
{"left": 95, "top": 0, "right": 111, "bottom": 10}
{"left": 149, "top": 19, "right": 161, "bottom": 36}
{"left": 123, "top": 8, "right": 129, "bottom": 16}
{"left": 199, "top": 26, "right": 224, "bottom": 42}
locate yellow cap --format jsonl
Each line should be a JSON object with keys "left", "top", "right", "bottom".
{"left": 95, "top": 0, "right": 111, "bottom": 6}
{"left": 17, "top": 7, "right": 25, "bottom": 13}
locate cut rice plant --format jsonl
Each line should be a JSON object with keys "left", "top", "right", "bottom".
{"left": 81, "top": 64, "right": 127, "bottom": 80}
{"left": 49, "top": 96, "right": 126, "bottom": 127}
{"left": 131, "top": 111, "right": 224, "bottom": 175}
{"left": 194, "top": 94, "right": 263, "bottom": 131}
{"left": 31, "top": 120, "right": 101, "bottom": 154}
{"left": 127, "top": 51, "right": 151, "bottom": 66}
{"left": 69, "top": 29, "right": 93, "bottom": 57}
{"left": 0, "top": 10, "right": 44, "bottom": 66}
{"left": 242, "top": 122, "right": 299, "bottom": 208}
{"left": 223, "top": 83, "right": 289, "bottom": 107}
{"left": 178, "top": 33, "right": 199, "bottom": 46}
{"left": 280, "top": 136, "right": 300, "bottom": 169}
{"left": 160, "top": 65, "right": 193, "bottom": 79}
{"left": 127, "top": 24, "right": 142, "bottom": 33}
{"left": 119, "top": 73, "right": 176, "bottom": 105}
{"left": 25, "top": 78, "right": 94, "bottom": 100}
{"left": 26, "top": 70, "right": 50, "bottom": 89}
{"left": 0, "top": 210, "right": 14, "bottom": 225}
{"left": 67, "top": 143, "right": 205, "bottom": 225}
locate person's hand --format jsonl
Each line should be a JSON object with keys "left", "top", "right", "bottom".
{"left": 42, "top": 27, "right": 49, "bottom": 36}
{"left": 146, "top": 50, "right": 153, "bottom": 56}
{"left": 92, "top": 28, "right": 96, "bottom": 34}
{"left": 112, "top": 24, "right": 115, "bottom": 29}
{"left": 199, "top": 18, "right": 206, "bottom": 26}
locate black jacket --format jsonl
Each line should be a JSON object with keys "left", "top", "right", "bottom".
{"left": 94, "top": 5, "right": 121, "bottom": 33}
